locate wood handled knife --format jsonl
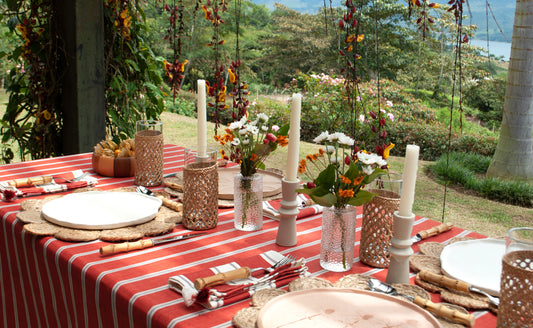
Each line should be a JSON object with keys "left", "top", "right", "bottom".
{"left": 411, "top": 222, "right": 454, "bottom": 243}
{"left": 99, "top": 232, "right": 206, "bottom": 255}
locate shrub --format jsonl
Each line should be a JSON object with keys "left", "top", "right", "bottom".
{"left": 463, "top": 77, "right": 505, "bottom": 129}
{"left": 430, "top": 152, "right": 533, "bottom": 207}
{"left": 388, "top": 122, "right": 497, "bottom": 161}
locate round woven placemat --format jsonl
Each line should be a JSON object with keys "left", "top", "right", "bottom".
{"left": 419, "top": 242, "right": 445, "bottom": 258}
{"left": 250, "top": 288, "right": 287, "bottom": 307}
{"left": 409, "top": 254, "right": 442, "bottom": 274}
{"left": 333, "top": 274, "right": 371, "bottom": 290}
{"left": 18, "top": 187, "right": 180, "bottom": 242}
{"left": 232, "top": 306, "right": 261, "bottom": 328}
{"left": 288, "top": 277, "right": 334, "bottom": 292}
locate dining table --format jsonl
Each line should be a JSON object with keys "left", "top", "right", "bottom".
{"left": 0, "top": 144, "right": 498, "bottom": 328}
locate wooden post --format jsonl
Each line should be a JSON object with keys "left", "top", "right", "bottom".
{"left": 55, "top": 0, "right": 106, "bottom": 154}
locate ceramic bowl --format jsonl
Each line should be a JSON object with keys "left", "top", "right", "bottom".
{"left": 92, "top": 153, "right": 135, "bottom": 177}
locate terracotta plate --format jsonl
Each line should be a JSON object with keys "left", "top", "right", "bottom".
{"left": 257, "top": 288, "right": 441, "bottom": 328}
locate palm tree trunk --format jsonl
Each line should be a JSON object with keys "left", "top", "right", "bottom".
{"left": 487, "top": 0, "right": 533, "bottom": 181}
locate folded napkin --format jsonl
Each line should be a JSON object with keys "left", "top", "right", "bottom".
{"left": 0, "top": 170, "right": 97, "bottom": 201}
{"left": 168, "top": 250, "right": 308, "bottom": 309}
{"left": 263, "top": 193, "right": 323, "bottom": 220}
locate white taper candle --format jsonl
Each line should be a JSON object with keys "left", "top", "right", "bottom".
{"left": 398, "top": 144, "right": 420, "bottom": 217}
{"left": 286, "top": 93, "right": 302, "bottom": 182}
{"left": 197, "top": 80, "right": 207, "bottom": 157}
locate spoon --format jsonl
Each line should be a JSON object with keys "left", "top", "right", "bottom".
{"left": 367, "top": 278, "right": 475, "bottom": 327}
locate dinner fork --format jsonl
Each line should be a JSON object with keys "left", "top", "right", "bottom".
{"left": 194, "top": 254, "right": 296, "bottom": 290}
{"left": 53, "top": 172, "right": 89, "bottom": 183}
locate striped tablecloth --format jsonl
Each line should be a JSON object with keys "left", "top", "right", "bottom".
{"left": 0, "top": 145, "right": 497, "bottom": 328}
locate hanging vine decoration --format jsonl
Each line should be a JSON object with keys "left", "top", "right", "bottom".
{"left": 338, "top": 0, "right": 364, "bottom": 153}
{"left": 2, "top": 0, "right": 64, "bottom": 161}
{"left": 163, "top": 0, "right": 189, "bottom": 101}
{"left": 228, "top": 0, "right": 250, "bottom": 121}
{"left": 202, "top": 0, "right": 229, "bottom": 133}
{"left": 408, "top": 0, "right": 440, "bottom": 40}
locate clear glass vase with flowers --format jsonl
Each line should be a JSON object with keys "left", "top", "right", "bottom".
{"left": 296, "top": 131, "right": 388, "bottom": 271}
{"left": 215, "top": 113, "right": 289, "bottom": 231}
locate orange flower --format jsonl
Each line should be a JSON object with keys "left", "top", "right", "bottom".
{"left": 345, "top": 34, "right": 355, "bottom": 43}
{"left": 339, "top": 189, "right": 354, "bottom": 198}
{"left": 276, "top": 135, "right": 289, "bottom": 147}
{"left": 357, "top": 34, "right": 364, "bottom": 42}
{"left": 250, "top": 153, "right": 258, "bottom": 161}
{"left": 298, "top": 159, "right": 307, "bottom": 174}
{"left": 353, "top": 176, "right": 364, "bottom": 185}
{"left": 340, "top": 175, "right": 351, "bottom": 184}
{"left": 228, "top": 69, "right": 236, "bottom": 84}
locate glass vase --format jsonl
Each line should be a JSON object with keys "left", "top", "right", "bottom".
{"left": 234, "top": 173, "right": 263, "bottom": 231}
{"left": 320, "top": 205, "right": 357, "bottom": 272}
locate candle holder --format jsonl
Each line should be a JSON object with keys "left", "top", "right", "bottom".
{"left": 386, "top": 210, "right": 415, "bottom": 284}
{"left": 275, "top": 178, "right": 300, "bottom": 246}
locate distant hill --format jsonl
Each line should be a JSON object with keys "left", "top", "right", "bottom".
{"left": 250, "top": 0, "right": 514, "bottom": 43}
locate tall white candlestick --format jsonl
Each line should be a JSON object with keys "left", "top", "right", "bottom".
{"left": 286, "top": 93, "right": 302, "bottom": 182}
{"left": 398, "top": 145, "right": 420, "bottom": 217}
{"left": 197, "top": 80, "right": 207, "bottom": 157}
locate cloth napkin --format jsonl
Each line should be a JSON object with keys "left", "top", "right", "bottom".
{"left": 263, "top": 193, "right": 323, "bottom": 221}
{"left": 0, "top": 170, "right": 97, "bottom": 200}
{"left": 168, "top": 250, "right": 308, "bottom": 309}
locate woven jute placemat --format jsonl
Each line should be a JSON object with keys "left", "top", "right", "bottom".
{"left": 413, "top": 238, "right": 498, "bottom": 314}
{"left": 18, "top": 187, "right": 181, "bottom": 242}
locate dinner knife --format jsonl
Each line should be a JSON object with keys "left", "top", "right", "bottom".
{"left": 419, "top": 270, "right": 500, "bottom": 307}
{"left": 411, "top": 222, "right": 454, "bottom": 243}
{"left": 99, "top": 232, "right": 206, "bottom": 255}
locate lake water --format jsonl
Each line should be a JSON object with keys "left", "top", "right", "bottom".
{"left": 470, "top": 39, "right": 511, "bottom": 61}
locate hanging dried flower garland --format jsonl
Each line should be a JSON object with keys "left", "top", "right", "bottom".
{"left": 202, "top": 0, "right": 229, "bottom": 133}
{"left": 163, "top": 0, "right": 189, "bottom": 100}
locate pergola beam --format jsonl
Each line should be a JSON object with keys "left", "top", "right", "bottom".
{"left": 55, "top": 0, "right": 106, "bottom": 154}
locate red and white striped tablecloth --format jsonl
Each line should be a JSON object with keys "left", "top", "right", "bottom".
{"left": 0, "top": 145, "right": 497, "bottom": 327}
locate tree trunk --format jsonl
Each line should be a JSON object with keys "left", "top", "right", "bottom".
{"left": 487, "top": 0, "right": 533, "bottom": 182}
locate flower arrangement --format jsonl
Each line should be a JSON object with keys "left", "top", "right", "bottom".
{"left": 296, "top": 131, "right": 389, "bottom": 209}
{"left": 215, "top": 113, "right": 289, "bottom": 230}
{"left": 214, "top": 113, "right": 289, "bottom": 177}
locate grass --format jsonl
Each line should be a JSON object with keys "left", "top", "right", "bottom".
{"left": 2, "top": 89, "right": 531, "bottom": 238}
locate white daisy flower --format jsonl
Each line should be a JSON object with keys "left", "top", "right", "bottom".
{"left": 338, "top": 135, "right": 354, "bottom": 146}
{"left": 231, "top": 139, "right": 241, "bottom": 146}
{"left": 229, "top": 120, "right": 243, "bottom": 130}
{"left": 247, "top": 125, "right": 259, "bottom": 135}
{"left": 313, "top": 131, "right": 329, "bottom": 143}
{"left": 257, "top": 113, "right": 269, "bottom": 123}
{"left": 327, "top": 132, "right": 345, "bottom": 143}
{"left": 362, "top": 165, "right": 374, "bottom": 175}
{"left": 261, "top": 125, "right": 269, "bottom": 132}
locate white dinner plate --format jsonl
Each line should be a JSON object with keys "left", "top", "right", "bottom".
{"left": 440, "top": 238, "right": 505, "bottom": 296}
{"left": 256, "top": 288, "right": 441, "bottom": 328}
{"left": 41, "top": 191, "right": 162, "bottom": 230}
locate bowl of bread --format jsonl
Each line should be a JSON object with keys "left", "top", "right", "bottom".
{"left": 92, "top": 139, "right": 136, "bottom": 177}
